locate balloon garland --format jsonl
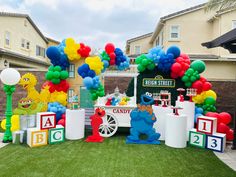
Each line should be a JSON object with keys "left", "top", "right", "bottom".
{"left": 135, "top": 45, "right": 233, "bottom": 140}
{"left": 78, "top": 43, "right": 130, "bottom": 101}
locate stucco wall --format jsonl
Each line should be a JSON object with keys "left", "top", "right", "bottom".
{"left": 128, "top": 36, "right": 152, "bottom": 55}
{"left": 0, "top": 16, "right": 48, "bottom": 63}
{"left": 201, "top": 60, "right": 236, "bottom": 81}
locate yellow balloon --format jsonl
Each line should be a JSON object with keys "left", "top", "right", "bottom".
{"left": 50, "top": 91, "right": 67, "bottom": 106}
{"left": 1, "top": 115, "right": 20, "bottom": 131}
{"left": 64, "top": 38, "right": 81, "bottom": 61}
{"left": 85, "top": 56, "right": 104, "bottom": 75}
{"left": 203, "top": 90, "right": 217, "bottom": 100}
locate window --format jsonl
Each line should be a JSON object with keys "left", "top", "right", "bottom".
{"left": 68, "top": 64, "right": 75, "bottom": 78}
{"left": 232, "top": 20, "right": 236, "bottom": 29}
{"left": 21, "top": 39, "right": 25, "bottom": 48}
{"left": 156, "top": 37, "right": 159, "bottom": 46}
{"left": 36, "top": 45, "right": 45, "bottom": 57}
{"left": 170, "top": 25, "right": 180, "bottom": 40}
{"left": 24, "top": 20, "right": 27, "bottom": 27}
{"left": 26, "top": 41, "right": 30, "bottom": 49}
{"left": 68, "top": 89, "right": 74, "bottom": 103}
{"left": 5, "top": 31, "right": 10, "bottom": 46}
{"left": 134, "top": 46, "right": 141, "bottom": 55}
{"left": 21, "top": 39, "right": 30, "bottom": 49}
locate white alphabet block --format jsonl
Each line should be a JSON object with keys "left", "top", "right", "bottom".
{"left": 27, "top": 128, "right": 48, "bottom": 147}
{"left": 37, "top": 112, "right": 56, "bottom": 130}
{"left": 206, "top": 133, "right": 226, "bottom": 153}
{"left": 197, "top": 116, "right": 217, "bottom": 135}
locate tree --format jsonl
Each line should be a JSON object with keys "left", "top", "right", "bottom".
{"left": 205, "top": 0, "right": 236, "bottom": 11}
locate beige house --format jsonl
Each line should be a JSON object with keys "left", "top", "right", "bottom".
{"left": 0, "top": 12, "right": 57, "bottom": 70}
{"left": 126, "top": 32, "right": 152, "bottom": 63}
{"left": 126, "top": 3, "right": 236, "bottom": 81}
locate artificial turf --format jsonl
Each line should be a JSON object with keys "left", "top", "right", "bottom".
{"left": 0, "top": 132, "right": 235, "bottom": 177}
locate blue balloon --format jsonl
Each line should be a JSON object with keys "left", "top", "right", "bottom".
{"left": 46, "top": 46, "right": 60, "bottom": 61}
{"left": 47, "top": 102, "right": 66, "bottom": 122}
{"left": 195, "top": 113, "right": 203, "bottom": 123}
{"left": 83, "top": 77, "right": 93, "bottom": 89}
{"left": 166, "top": 45, "right": 181, "bottom": 59}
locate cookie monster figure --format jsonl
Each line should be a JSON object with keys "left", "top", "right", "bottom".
{"left": 126, "top": 92, "right": 161, "bottom": 144}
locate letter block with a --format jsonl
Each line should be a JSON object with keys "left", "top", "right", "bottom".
{"left": 27, "top": 128, "right": 48, "bottom": 147}
{"left": 49, "top": 125, "right": 65, "bottom": 144}
{"left": 37, "top": 112, "right": 56, "bottom": 130}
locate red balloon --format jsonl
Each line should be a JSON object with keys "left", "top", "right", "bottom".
{"left": 109, "top": 59, "right": 116, "bottom": 65}
{"left": 202, "top": 82, "right": 212, "bottom": 91}
{"left": 200, "top": 76, "right": 207, "bottom": 83}
{"left": 179, "top": 70, "right": 185, "bottom": 77}
{"left": 219, "top": 112, "right": 232, "bottom": 125}
{"left": 226, "top": 129, "right": 234, "bottom": 141}
{"left": 217, "top": 123, "right": 230, "bottom": 133}
{"left": 171, "top": 63, "right": 182, "bottom": 73}
{"left": 170, "top": 72, "right": 179, "bottom": 79}
{"left": 206, "top": 112, "right": 221, "bottom": 123}
{"left": 192, "top": 80, "right": 203, "bottom": 94}
{"left": 80, "top": 43, "right": 85, "bottom": 48}
{"left": 61, "top": 113, "right": 66, "bottom": 120}
{"left": 109, "top": 52, "right": 116, "bottom": 60}
{"left": 57, "top": 118, "right": 65, "bottom": 127}
{"left": 105, "top": 43, "right": 115, "bottom": 54}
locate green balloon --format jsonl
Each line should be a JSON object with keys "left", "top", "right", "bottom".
{"left": 54, "top": 66, "right": 62, "bottom": 72}
{"left": 48, "top": 65, "right": 54, "bottom": 71}
{"left": 60, "top": 70, "right": 69, "bottom": 80}
{"left": 185, "top": 82, "right": 192, "bottom": 87}
{"left": 51, "top": 78, "right": 60, "bottom": 84}
{"left": 190, "top": 76, "right": 196, "bottom": 82}
{"left": 187, "top": 68, "right": 194, "bottom": 75}
{"left": 147, "top": 63, "right": 155, "bottom": 70}
{"left": 204, "top": 96, "right": 216, "bottom": 105}
{"left": 46, "top": 71, "right": 54, "bottom": 80}
{"left": 53, "top": 71, "right": 60, "bottom": 79}
{"left": 190, "top": 60, "right": 206, "bottom": 73}
{"left": 181, "top": 76, "right": 189, "bottom": 82}
{"left": 137, "top": 65, "right": 145, "bottom": 72}
{"left": 91, "top": 93, "right": 98, "bottom": 101}
{"left": 141, "top": 59, "right": 149, "bottom": 66}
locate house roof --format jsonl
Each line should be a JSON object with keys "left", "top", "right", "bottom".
{"left": 0, "top": 12, "right": 48, "bottom": 44}
{"left": 46, "top": 37, "right": 60, "bottom": 45}
{"left": 202, "top": 28, "right": 236, "bottom": 53}
{"left": 150, "top": 3, "right": 206, "bottom": 43}
{"left": 0, "top": 48, "right": 50, "bottom": 67}
{"left": 127, "top": 32, "right": 153, "bottom": 43}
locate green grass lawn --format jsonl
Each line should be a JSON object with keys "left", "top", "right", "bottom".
{"left": 0, "top": 131, "right": 235, "bottom": 177}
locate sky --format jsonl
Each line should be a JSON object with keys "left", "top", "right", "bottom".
{"left": 0, "top": 0, "right": 206, "bottom": 50}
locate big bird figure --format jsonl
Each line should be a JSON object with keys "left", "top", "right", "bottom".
{"left": 19, "top": 73, "right": 50, "bottom": 111}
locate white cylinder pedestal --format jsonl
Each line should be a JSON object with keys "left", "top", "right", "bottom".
{"left": 176, "top": 101, "right": 195, "bottom": 140}
{"left": 152, "top": 106, "right": 172, "bottom": 140}
{"left": 165, "top": 113, "right": 187, "bottom": 148}
{"left": 65, "top": 109, "right": 85, "bottom": 140}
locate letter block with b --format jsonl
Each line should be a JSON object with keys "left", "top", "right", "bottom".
{"left": 27, "top": 128, "right": 48, "bottom": 147}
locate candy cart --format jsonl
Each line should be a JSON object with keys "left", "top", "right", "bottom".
{"left": 94, "top": 71, "right": 138, "bottom": 137}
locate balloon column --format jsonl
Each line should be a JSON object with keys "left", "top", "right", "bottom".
{"left": 78, "top": 43, "right": 130, "bottom": 101}
{"left": 44, "top": 38, "right": 92, "bottom": 123}
{"left": 135, "top": 45, "right": 234, "bottom": 141}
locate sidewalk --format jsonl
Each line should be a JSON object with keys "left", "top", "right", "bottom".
{"left": 214, "top": 144, "right": 236, "bottom": 171}
{"left": 0, "top": 133, "right": 9, "bottom": 148}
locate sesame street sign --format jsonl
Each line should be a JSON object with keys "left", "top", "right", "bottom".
{"left": 142, "top": 75, "right": 175, "bottom": 88}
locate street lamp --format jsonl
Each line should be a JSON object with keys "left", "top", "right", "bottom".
{"left": 0, "top": 68, "right": 21, "bottom": 143}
